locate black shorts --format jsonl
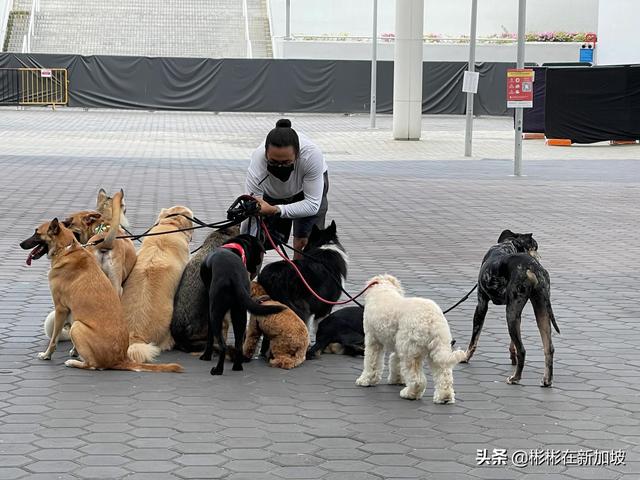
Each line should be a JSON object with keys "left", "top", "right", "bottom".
{"left": 262, "top": 171, "right": 329, "bottom": 247}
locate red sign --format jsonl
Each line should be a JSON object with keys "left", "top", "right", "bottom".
{"left": 40, "top": 69, "right": 52, "bottom": 78}
{"left": 507, "top": 69, "right": 534, "bottom": 108}
{"left": 585, "top": 33, "right": 598, "bottom": 43}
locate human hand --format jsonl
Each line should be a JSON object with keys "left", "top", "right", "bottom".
{"left": 256, "top": 198, "right": 280, "bottom": 216}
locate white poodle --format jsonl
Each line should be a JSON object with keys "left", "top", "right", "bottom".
{"left": 356, "top": 274, "right": 467, "bottom": 403}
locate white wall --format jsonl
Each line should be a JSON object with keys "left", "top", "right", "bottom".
{"left": 274, "top": 39, "right": 583, "bottom": 64}
{"left": 270, "top": 0, "right": 599, "bottom": 37}
{"left": 597, "top": 0, "right": 640, "bottom": 65}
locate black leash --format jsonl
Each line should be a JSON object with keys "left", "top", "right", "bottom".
{"left": 442, "top": 284, "right": 478, "bottom": 314}
{"left": 83, "top": 195, "right": 259, "bottom": 248}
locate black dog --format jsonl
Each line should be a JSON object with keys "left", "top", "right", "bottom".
{"left": 200, "top": 234, "right": 283, "bottom": 375}
{"left": 258, "top": 221, "right": 348, "bottom": 333}
{"left": 307, "top": 306, "right": 364, "bottom": 359}
{"left": 464, "top": 229, "right": 559, "bottom": 387}
{"left": 171, "top": 226, "right": 239, "bottom": 352}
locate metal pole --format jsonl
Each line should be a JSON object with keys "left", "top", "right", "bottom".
{"left": 369, "top": 0, "right": 378, "bottom": 128}
{"left": 464, "top": 0, "right": 478, "bottom": 157}
{"left": 285, "top": 0, "right": 291, "bottom": 40}
{"left": 514, "top": 0, "right": 526, "bottom": 176}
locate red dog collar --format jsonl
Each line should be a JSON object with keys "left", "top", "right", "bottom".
{"left": 221, "top": 243, "right": 246, "bottom": 266}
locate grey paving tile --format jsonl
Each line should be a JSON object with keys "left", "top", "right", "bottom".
{"left": 1, "top": 109, "right": 639, "bottom": 480}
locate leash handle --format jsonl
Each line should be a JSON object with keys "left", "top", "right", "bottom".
{"left": 260, "top": 219, "right": 376, "bottom": 306}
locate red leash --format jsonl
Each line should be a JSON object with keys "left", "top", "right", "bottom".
{"left": 259, "top": 218, "right": 376, "bottom": 306}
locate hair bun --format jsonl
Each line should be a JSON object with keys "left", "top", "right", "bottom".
{"left": 276, "top": 118, "right": 292, "bottom": 128}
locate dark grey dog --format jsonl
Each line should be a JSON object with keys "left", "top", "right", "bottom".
{"left": 170, "top": 226, "right": 239, "bottom": 352}
{"left": 464, "top": 230, "right": 559, "bottom": 387}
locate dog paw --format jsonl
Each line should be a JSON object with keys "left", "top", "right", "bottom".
{"left": 433, "top": 395, "right": 455, "bottom": 404}
{"left": 506, "top": 375, "right": 521, "bottom": 385}
{"left": 399, "top": 387, "right": 419, "bottom": 400}
{"left": 355, "top": 376, "right": 372, "bottom": 387}
{"left": 210, "top": 367, "right": 223, "bottom": 376}
{"left": 199, "top": 353, "right": 212, "bottom": 361}
{"left": 64, "top": 359, "right": 75, "bottom": 368}
{"left": 540, "top": 378, "right": 553, "bottom": 388}
{"left": 37, "top": 352, "right": 51, "bottom": 360}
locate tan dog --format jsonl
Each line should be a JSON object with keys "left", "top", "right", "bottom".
{"left": 243, "top": 282, "right": 309, "bottom": 369}
{"left": 44, "top": 189, "right": 137, "bottom": 343}
{"left": 64, "top": 189, "right": 137, "bottom": 295}
{"left": 20, "top": 219, "right": 182, "bottom": 372}
{"left": 123, "top": 206, "right": 193, "bottom": 363}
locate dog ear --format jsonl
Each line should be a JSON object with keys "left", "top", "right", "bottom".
{"left": 97, "top": 188, "right": 108, "bottom": 207}
{"left": 83, "top": 212, "right": 102, "bottom": 226}
{"left": 48, "top": 218, "right": 60, "bottom": 236}
{"left": 498, "top": 229, "right": 515, "bottom": 243}
{"left": 329, "top": 220, "right": 337, "bottom": 232}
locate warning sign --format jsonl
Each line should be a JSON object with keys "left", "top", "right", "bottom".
{"left": 507, "top": 69, "right": 534, "bottom": 108}
{"left": 40, "top": 69, "right": 52, "bottom": 78}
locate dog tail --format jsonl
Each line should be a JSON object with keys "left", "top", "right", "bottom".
{"left": 237, "top": 279, "right": 285, "bottom": 316}
{"left": 44, "top": 310, "right": 72, "bottom": 341}
{"left": 432, "top": 345, "right": 468, "bottom": 367}
{"left": 547, "top": 299, "right": 560, "bottom": 334}
{"left": 113, "top": 360, "right": 183, "bottom": 373}
{"left": 100, "top": 189, "right": 124, "bottom": 250}
{"left": 127, "top": 342, "right": 161, "bottom": 363}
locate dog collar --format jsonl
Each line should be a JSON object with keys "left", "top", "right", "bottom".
{"left": 94, "top": 223, "right": 110, "bottom": 234}
{"left": 221, "top": 243, "right": 246, "bottom": 266}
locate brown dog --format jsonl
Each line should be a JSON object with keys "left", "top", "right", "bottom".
{"left": 63, "top": 189, "right": 137, "bottom": 295}
{"left": 20, "top": 219, "right": 182, "bottom": 372}
{"left": 43, "top": 189, "right": 137, "bottom": 345}
{"left": 243, "top": 282, "right": 309, "bottom": 370}
{"left": 122, "top": 206, "right": 193, "bottom": 363}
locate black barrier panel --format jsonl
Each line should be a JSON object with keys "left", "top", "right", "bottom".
{"left": 523, "top": 67, "right": 546, "bottom": 133}
{"left": 0, "top": 68, "right": 20, "bottom": 105}
{"left": 545, "top": 65, "right": 640, "bottom": 144}
{"left": 0, "top": 53, "right": 512, "bottom": 116}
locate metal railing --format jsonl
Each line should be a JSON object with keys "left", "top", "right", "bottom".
{"left": 0, "top": 67, "right": 68, "bottom": 106}
{"left": 1, "top": 0, "right": 12, "bottom": 51}
{"left": 22, "top": 0, "right": 39, "bottom": 53}
{"left": 242, "top": 0, "right": 253, "bottom": 58}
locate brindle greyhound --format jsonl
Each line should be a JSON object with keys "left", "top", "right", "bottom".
{"left": 464, "top": 230, "right": 559, "bottom": 387}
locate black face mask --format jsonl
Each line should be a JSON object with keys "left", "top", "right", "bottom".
{"left": 267, "top": 163, "right": 294, "bottom": 182}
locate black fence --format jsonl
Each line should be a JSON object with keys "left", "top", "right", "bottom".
{"left": 0, "top": 53, "right": 513, "bottom": 116}
{"left": 0, "top": 68, "right": 20, "bottom": 105}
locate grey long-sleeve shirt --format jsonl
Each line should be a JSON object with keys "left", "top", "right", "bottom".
{"left": 244, "top": 133, "right": 328, "bottom": 219}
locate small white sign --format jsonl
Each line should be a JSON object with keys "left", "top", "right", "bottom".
{"left": 507, "top": 100, "right": 533, "bottom": 108}
{"left": 462, "top": 71, "right": 480, "bottom": 94}
{"left": 40, "top": 69, "right": 52, "bottom": 78}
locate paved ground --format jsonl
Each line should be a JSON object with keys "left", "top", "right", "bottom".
{"left": 0, "top": 110, "right": 639, "bottom": 479}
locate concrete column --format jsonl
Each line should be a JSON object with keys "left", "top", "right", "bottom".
{"left": 392, "top": 0, "right": 424, "bottom": 140}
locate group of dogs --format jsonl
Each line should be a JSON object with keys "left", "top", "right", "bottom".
{"left": 20, "top": 188, "right": 559, "bottom": 403}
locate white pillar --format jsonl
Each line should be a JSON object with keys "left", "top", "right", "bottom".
{"left": 514, "top": 0, "right": 526, "bottom": 176}
{"left": 285, "top": 0, "right": 291, "bottom": 40}
{"left": 369, "top": 0, "right": 378, "bottom": 129}
{"left": 464, "top": 0, "right": 478, "bottom": 157}
{"left": 392, "top": 0, "right": 424, "bottom": 140}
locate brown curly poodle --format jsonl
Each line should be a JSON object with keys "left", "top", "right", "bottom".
{"left": 243, "top": 282, "right": 309, "bottom": 369}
